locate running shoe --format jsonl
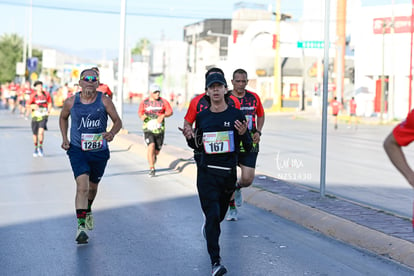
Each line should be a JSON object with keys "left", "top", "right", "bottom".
{"left": 234, "top": 188, "right": 242, "bottom": 207}
{"left": 85, "top": 212, "right": 94, "bottom": 230}
{"left": 226, "top": 207, "right": 238, "bottom": 221}
{"left": 76, "top": 225, "right": 89, "bottom": 244}
{"left": 33, "top": 148, "right": 38, "bottom": 157}
{"left": 37, "top": 147, "right": 44, "bottom": 157}
{"left": 148, "top": 168, "right": 155, "bottom": 177}
{"left": 212, "top": 262, "right": 227, "bottom": 276}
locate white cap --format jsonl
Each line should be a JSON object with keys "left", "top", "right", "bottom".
{"left": 149, "top": 84, "right": 161, "bottom": 93}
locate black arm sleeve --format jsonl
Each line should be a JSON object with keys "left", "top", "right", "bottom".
{"left": 239, "top": 129, "right": 253, "bottom": 152}
{"left": 186, "top": 127, "right": 203, "bottom": 151}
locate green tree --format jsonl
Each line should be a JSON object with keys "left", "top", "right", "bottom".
{"left": 0, "top": 33, "right": 43, "bottom": 83}
{"left": 0, "top": 33, "right": 23, "bottom": 83}
{"left": 131, "top": 38, "right": 150, "bottom": 56}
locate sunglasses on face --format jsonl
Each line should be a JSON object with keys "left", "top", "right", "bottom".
{"left": 234, "top": 80, "right": 247, "bottom": 83}
{"left": 80, "top": 76, "right": 99, "bottom": 82}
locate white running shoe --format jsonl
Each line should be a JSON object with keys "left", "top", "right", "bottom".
{"left": 37, "top": 147, "right": 44, "bottom": 157}
{"left": 76, "top": 225, "right": 89, "bottom": 244}
{"left": 212, "top": 263, "right": 227, "bottom": 276}
{"left": 85, "top": 213, "right": 94, "bottom": 230}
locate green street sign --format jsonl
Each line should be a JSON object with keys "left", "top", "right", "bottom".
{"left": 297, "top": 41, "right": 328, "bottom": 48}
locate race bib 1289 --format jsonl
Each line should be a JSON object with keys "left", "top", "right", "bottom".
{"left": 203, "top": 131, "right": 235, "bottom": 154}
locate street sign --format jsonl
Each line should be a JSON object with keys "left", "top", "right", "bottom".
{"left": 27, "top": 57, "right": 38, "bottom": 72}
{"left": 297, "top": 41, "right": 328, "bottom": 49}
{"left": 16, "top": 62, "right": 25, "bottom": 75}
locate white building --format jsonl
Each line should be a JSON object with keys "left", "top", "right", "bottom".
{"left": 352, "top": 3, "right": 413, "bottom": 119}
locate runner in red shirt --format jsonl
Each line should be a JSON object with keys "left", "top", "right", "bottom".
{"left": 8, "top": 82, "right": 19, "bottom": 113}
{"left": 226, "top": 68, "right": 265, "bottom": 221}
{"left": 331, "top": 97, "right": 341, "bottom": 130}
{"left": 384, "top": 109, "right": 414, "bottom": 190}
{"left": 348, "top": 97, "right": 358, "bottom": 129}
{"left": 27, "top": 80, "right": 52, "bottom": 157}
{"left": 91, "top": 67, "right": 113, "bottom": 99}
{"left": 18, "top": 81, "right": 33, "bottom": 118}
{"left": 138, "top": 84, "right": 173, "bottom": 177}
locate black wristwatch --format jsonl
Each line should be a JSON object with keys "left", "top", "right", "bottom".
{"left": 256, "top": 130, "right": 262, "bottom": 136}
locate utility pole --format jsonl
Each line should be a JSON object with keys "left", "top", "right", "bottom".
{"left": 28, "top": 0, "right": 33, "bottom": 59}
{"left": 334, "top": 0, "right": 346, "bottom": 103}
{"left": 272, "top": 0, "right": 282, "bottom": 112}
{"left": 22, "top": 6, "right": 28, "bottom": 84}
{"left": 380, "top": 19, "right": 386, "bottom": 123}
{"left": 117, "top": 0, "right": 126, "bottom": 121}
{"left": 320, "top": 0, "right": 332, "bottom": 197}
{"left": 388, "top": 0, "right": 395, "bottom": 121}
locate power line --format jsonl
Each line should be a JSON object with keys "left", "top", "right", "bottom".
{"left": 0, "top": 0, "right": 228, "bottom": 20}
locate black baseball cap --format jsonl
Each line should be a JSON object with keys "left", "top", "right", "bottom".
{"left": 205, "top": 73, "right": 227, "bottom": 88}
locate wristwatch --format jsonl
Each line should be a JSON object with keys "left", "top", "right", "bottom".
{"left": 256, "top": 130, "right": 262, "bottom": 136}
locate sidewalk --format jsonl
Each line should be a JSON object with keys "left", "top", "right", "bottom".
{"left": 114, "top": 131, "right": 414, "bottom": 270}
{"left": 265, "top": 107, "right": 400, "bottom": 126}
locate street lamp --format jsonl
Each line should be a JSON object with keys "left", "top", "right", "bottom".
{"left": 207, "top": 30, "right": 230, "bottom": 58}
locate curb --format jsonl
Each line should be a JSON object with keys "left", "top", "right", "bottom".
{"left": 242, "top": 187, "right": 414, "bottom": 269}
{"left": 113, "top": 131, "right": 414, "bottom": 270}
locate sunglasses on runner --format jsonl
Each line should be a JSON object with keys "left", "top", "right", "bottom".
{"left": 80, "top": 76, "right": 99, "bottom": 82}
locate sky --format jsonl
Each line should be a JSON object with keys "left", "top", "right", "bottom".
{"left": 0, "top": 0, "right": 411, "bottom": 60}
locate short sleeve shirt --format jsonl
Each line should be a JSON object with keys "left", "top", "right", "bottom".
{"left": 97, "top": 83, "right": 112, "bottom": 98}
{"left": 28, "top": 91, "right": 52, "bottom": 121}
{"left": 393, "top": 110, "right": 414, "bottom": 146}
{"left": 184, "top": 93, "right": 241, "bottom": 124}
{"left": 234, "top": 90, "right": 264, "bottom": 132}
{"left": 138, "top": 96, "right": 172, "bottom": 134}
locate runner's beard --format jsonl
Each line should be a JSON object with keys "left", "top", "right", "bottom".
{"left": 83, "top": 87, "right": 95, "bottom": 97}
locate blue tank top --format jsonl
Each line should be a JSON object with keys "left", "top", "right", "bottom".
{"left": 70, "top": 92, "right": 108, "bottom": 151}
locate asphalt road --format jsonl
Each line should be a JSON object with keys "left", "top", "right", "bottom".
{"left": 1, "top": 108, "right": 414, "bottom": 275}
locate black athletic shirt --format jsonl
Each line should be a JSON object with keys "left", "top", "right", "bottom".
{"left": 189, "top": 106, "right": 252, "bottom": 171}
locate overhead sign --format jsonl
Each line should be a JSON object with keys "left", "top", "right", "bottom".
{"left": 373, "top": 16, "right": 412, "bottom": 34}
{"left": 27, "top": 57, "right": 38, "bottom": 72}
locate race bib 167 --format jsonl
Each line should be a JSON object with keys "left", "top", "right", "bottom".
{"left": 203, "top": 131, "right": 235, "bottom": 154}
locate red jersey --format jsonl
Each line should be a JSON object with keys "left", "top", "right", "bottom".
{"left": 233, "top": 90, "right": 264, "bottom": 132}
{"left": 98, "top": 83, "right": 112, "bottom": 98}
{"left": 331, "top": 100, "right": 341, "bottom": 115}
{"left": 184, "top": 93, "right": 241, "bottom": 124}
{"left": 20, "top": 87, "right": 34, "bottom": 101}
{"left": 138, "top": 96, "right": 172, "bottom": 118}
{"left": 27, "top": 91, "right": 52, "bottom": 108}
{"left": 138, "top": 96, "right": 172, "bottom": 134}
{"left": 393, "top": 109, "right": 414, "bottom": 146}
{"left": 350, "top": 99, "right": 357, "bottom": 114}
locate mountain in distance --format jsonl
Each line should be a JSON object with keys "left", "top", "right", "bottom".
{"left": 34, "top": 43, "right": 118, "bottom": 64}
